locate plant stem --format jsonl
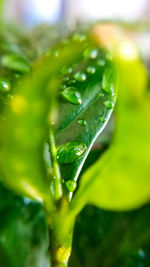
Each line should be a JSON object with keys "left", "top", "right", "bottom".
{"left": 49, "top": 126, "right": 63, "bottom": 201}
{"left": 48, "top": 211, "right": 74, "bottom": 267}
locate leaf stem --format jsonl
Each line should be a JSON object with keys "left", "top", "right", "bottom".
{"left": 49, "top": 125, "right": 63, "bottom": 201}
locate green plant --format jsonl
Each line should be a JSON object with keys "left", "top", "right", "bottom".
{"left": 0, "top": 23, "right": 150, "bottom": 267}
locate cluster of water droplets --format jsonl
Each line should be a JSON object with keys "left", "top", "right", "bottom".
{"left": 59, "top": 39, "right": 107, "bottom": 108}
{"left": 55, "top": 34, "right": 116, "bottom": 188}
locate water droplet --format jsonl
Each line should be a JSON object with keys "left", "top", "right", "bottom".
{"left": 100, "top": 116, "right": 106, "bottom": 122}
{"left": 1, "top": 54, "right": 30, "bottom": 73}
{"left": 104, "top": 100, "right": 114, "bottom": 109}
{"left": 62, "top": 87, "right": 82, "bottom": 104}
{"left": 102, "top": 69, "right": 115, "bottom": 95}
{"left": 86, "top": 66, "right": 96, "bottom": 74}
{"left": 0, "top": 78, "right": 11, "bottom": 92}
{"left": 57, "top": 142, "right": 87, "bottom": 164}
{"left": 66, "top": 180, "right": 77, "bottom": 192}
{"left": 78, "top": 119, "right": 87, "bottom": 126}
{"left": 74, "top": 72, "right": 86, "bottom": 82}
{"left": 102, "top": 83, "right": 115, "bottom": 95}
{"left": 84, "top": 48, "right": 98, "bottom": 59}
{"left": 97, "top": 59, "right": 105, "bottom": 66}
{"left": 61, "top": 66, "right": 72, "bottom": 75}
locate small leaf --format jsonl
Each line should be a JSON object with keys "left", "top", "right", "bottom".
{"left": 55, "top": 38, "right": 118, "bottom": 192}
{"left": 69, "top": 53, "right": 150, "bottom": 214}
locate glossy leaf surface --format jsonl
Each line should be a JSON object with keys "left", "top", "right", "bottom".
{"left": 55, "top": 40, "right": 118, "bottom": 195}
{"left": 70, "top": 53, "right": 150, "bottom": 212}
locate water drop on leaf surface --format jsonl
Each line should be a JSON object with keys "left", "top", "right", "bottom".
{"left": 57, "top": 142, "right": 87, "bottom": 164}
{"left": 86, "top": 66, "right": 96, "bottom": 74}
{"left": 104, "top": 100, "right": 114, "bottom": 109}
{"left": 74, "top": 72, "right": 86, "bottom": 82}
{"left": 0, "top": 78, "right": 11, "bottom": 92}
{"left": 78, "top": 119, "right": 87, "bottom": 126}
{"left": 66, "top": 180, "right": 77, "bottom": 192}
{"left": 100, "top": 116, "right": 106, "bottom": 122}
{"left": 84, "top": 48, "right": 98, "bottom": 59}
{"left": 60, "top": 66, "right": 72, "bottom": 75}
{"left": 102, "top": 72, "right": 115, "bottom": 95}
{"left": 62, "top": 87, "right": 82, "bottom": 104}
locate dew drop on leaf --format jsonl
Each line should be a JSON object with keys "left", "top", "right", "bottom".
{"left": 66, "top": 180, "right": 77, "bottom": 192}
{"left": 86, "top": 66, "right": 96, "bottom": 74}
{"left": 78, "top": 119, "right": 87, "bottom": 126}
{"left": 102, "top": 73, "right": 115, "bottom": 95}
{"left": 56, "top": 142, "right": 87, "bottom": 164}
{"left": 60, "top": 66, "right": 73, "bottom": 75}
{"left": 100, "top": 116, "right": 106, "bottom": 122}
{"left": 104, "top": 100, "right": 114, "bottom": 109}
{"left": 74, "top": 72, "right": 86, "bottom": 82}
{"left": 1, "top": 54, "right": 30, "bottom": 73}
{"left": 84, "top": 48, "right": 98, "bottom": 59}
{"left": 0, "top": 78, "right": 11, "bottom": 92}
{"left": 62, "top": 87, "right": 82, "bottom": 104}
{"left": 102, "top": 83, "right": 115, "bottom": 95}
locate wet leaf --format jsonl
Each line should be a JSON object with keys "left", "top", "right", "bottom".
{"left": 69, "top": 52, "right": 150, "bottom": 213}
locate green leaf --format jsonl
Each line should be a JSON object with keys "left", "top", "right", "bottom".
{"left": 54, "top": 39, "right": 118, "bottom": 196}
{"left": 69, "top": 53, "right": 150, "bottom": 213}
{"left": 0, "top": 39, "right": 88, "bottom": 205}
